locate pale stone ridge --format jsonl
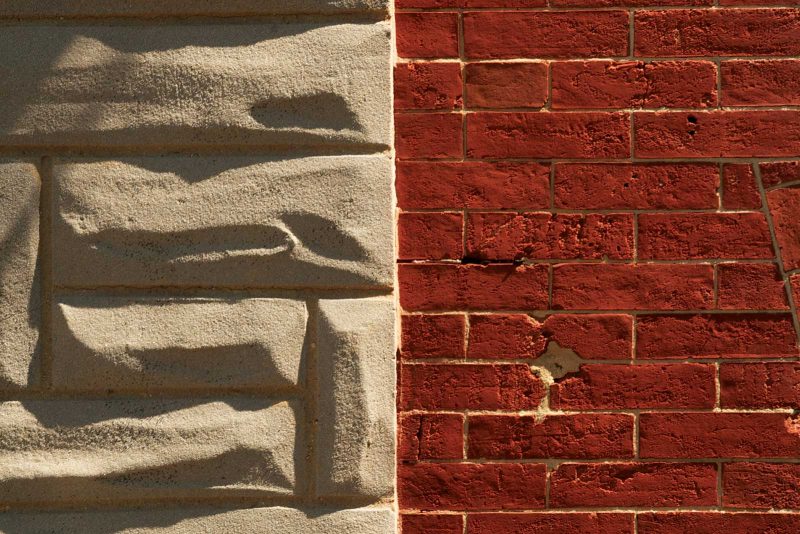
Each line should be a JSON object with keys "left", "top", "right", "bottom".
{"left": 51, "top": 298, "right": 307, "bottom": 391}
{"left": 0, "top": 507, "right": 395, "bottom": 533}
{"left": 0, "top": 399, "right": 299, "bottom": 504}
{"left": 0, "top": 162, "right": 40, "bottom": 389}
{"left": 316, "top": 297, "right": 396, "bottom": 499}
{"left": 0, "top": 23, "right": 390, "bottom": 149}
{"left": 53, "top": 156, "right": 393, "bottom": 288}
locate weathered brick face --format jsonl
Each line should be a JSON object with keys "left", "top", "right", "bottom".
{"left": 395, "top": 1, "right": 800, "bottom": 531}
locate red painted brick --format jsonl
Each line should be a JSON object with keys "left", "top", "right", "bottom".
{"left": 722, "top": 164, "right": 761, "bottom": 210}
{"left": 467, "top": 314, "right": 544, "bottom": 360}
{"left": 767, "top": 187, "right": 800, "bottom": 270}
{"left": 724, "top": 463, "right": 800, "bottom": 509}
{"left": 723, "top": 60, "right": 800, "bottom": 106}
{"left": 464, "top": 11, "right": 629, "bottom": 59}
{"left": 554, "top": 163, "right": 719, "bottom": 210}
{"left": 639, "top": 412, "right": 800, "bottom": 458}
{"left": 467, "top": 112, "right": 630, "bottom": 159}
{"left": 552, "top": 264, "right": 714, "bottom": 311}
{"left": 399, "top": 364, "right": 545, "bottom": 410}
{"left": 469, "top": 513, "right": 634, "bottom": 533}
{"left": 396, "top": 12, "right": 459, "bottom": 59}
{"left": 399, "top": 413, "right": 464, "bottom": 461}
{"left": 635, "top": 111, "right": 800, "bottom": 158}
{"left": 465, "top": 63, "right": 548, "bottom": 109}
{"left": 399, "top": 212, "right": 463, "bottom": 260}
{"left": 552, "top": 61, "right": 717, "bottom": 109}
{"left": 550, "top": 463, "right": 718, "bottom": 507}
{"left": 635, "top": 9, "right": 800, "bottom": 57}
{"left": 466, "top": 213, "right": 634, "bottom": 261}
{"left": 396, "top": 161, "right": 550, "bottom": 210}
{"left": 399, "top": 264, "right": 550, "bottom": 311}
{"left": 395, "top": 113, "right": 463, "bottom": 159}
{"left": 402, "top": 314, "right": 466, "bottom": 360}
{"left": 550, "top": 364, "right": 716, "bottom": 410}
{"left": 395, "top": 63, "right": 463, "bottom": 111}
{"left": 761, "top": 160, "right": 800, "bottom": 189}
{"left": 398, "top": 463, "right": 546, "bottom": 511}
{"left": 468, "top": 414, "right": 634, "bottom": 459}
{"left": 638, "top": 513, "right": 800, "bottom": 534}
{"left": 637, "top": 213, "right": 773, "bottom": 260}
{"left": 637, "top": 314, "right": 797, "bottom": 359}
{"left": 401, "top": 514, "right": 463, "bottom": 534}
{"left": 720, "top": 362, "right": 800, "bottom": 408}
{"left": 717, "top": 263, "right": 788, "bottom": 310}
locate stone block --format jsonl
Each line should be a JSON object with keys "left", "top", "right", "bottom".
{"left": 53, "top": 156, "right": 393, "bottom": 288}
{"left": 52, "top": 297, "right": 307, "bottom": 391}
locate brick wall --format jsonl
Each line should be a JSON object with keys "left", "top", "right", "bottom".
{"left": 395, "top": 2, "right": 800, "bottom": 533}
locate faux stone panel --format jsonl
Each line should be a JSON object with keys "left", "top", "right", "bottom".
{"left": 51, "top": 297, "right": 307, "bottom": 391}
{"left": 0, "top": 22, "right": 390, "bottom": 149}
{"left": 53, "top": 156, "right": 393, "bottom": 288}
{"left": 0, "top": 161, "right": 40, "bottom": 389}
{"left": 0, "top": 399, "right": 299, "bottom": 505}
{"left": 317, "top": 297, "right": 395, "bottom": 498}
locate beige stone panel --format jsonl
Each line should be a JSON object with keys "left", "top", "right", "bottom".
{"left": 0, "top": 399, "right": 300, "bottom": 505}
{"left": 53, "top": 156, "right": 393, "bottom": 288}
{"left": 0, "top": 22, "right": 390, "bottom": 149}
{"left": 51, "top": 297, "right": 307, "bottom": 391}
{"left": 0, "top": 162, "right": 40, "bottom": 388}
{"left": 317, "top": 297, "right": 395, "bottom": 499}
{"left": 0, "top": 507, "right": 395, "bottom": 533}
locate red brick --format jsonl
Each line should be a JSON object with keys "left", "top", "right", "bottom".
{"left": 552, "top": 264, "right": 714, "bottom": 311}
{"left": 468, "top": 414, "right": 634, "bottom": 459}
{"left": 466, "top": 213, "right": 634, "bottom": 261}
{"left": 396, "top": 161, "right": 550, "bottom": 210}
{"left": 554, "top": 163, "right": 719, "bottom": 210}
{"left": 724, "top": 463, "right": 800, "bottom": 509}
{"left": 467, "top": 314, "right": 545, "bottom": 360}
{"left": 639, "top": 412, "right": 800, "bottom": 458}
{"left": 767, "top": 187, "right": 800, "bottom": 270}
{"left": 637, "top": 314, "right": 797, "bottom": 359}
{"left": 552, "top": 61, "right": 717, "bottom": 109}
{"left": 465, "top": 63, "right": 548, "bottom": 109}
{"left": 401, "top": 514, "right": 463, "bottom": 534}
{"left": 717, "top": 263, "right": 788, "bottom": 310}
{"left": 638, "top": 513, "right": 800, "bottom": 534}
{"left": 722, "top": 164, "right": 761, "bottom": 210}
{"left": 635, "top": 9, "right": 800, "bottom": 57}
{"left": 395, "top": 63, "right": 463, "bottom": 111}
{"left": 399, "top": 413, "right": 464, "bottom": 461}
{"left": 397, "top": 0, "right": 547, "bottom": 6}
{"left": 550, "top": 364, "right": 716, "bottom": 410}
{"left": 398, "top": 463, "right": 546, "bottom": 511}
{"left": 402, "top": 314, "right": 466, "bottom": 360}
{"left": 399, "top": 363, "right": 545, "bottom": 410}
{"left": 399, "top": 264, "right": 549, "bottom": 311}
{"left": 550, "top": 463, "right": 718, "bottom": 507}
{"left": 464, "top": 11, "right": 629, "bottom": 59}
{"left": 720, "top": 362, "right": 800, "bottom": 408}
{"left": 469, "top": 513, "right": 634, "bottom": 533}
{"left": 396, "top": 12, "right": 459, "bottom": 59}
{"left": 761, "top": 160, "right": 800, "bottom": 189}
{"left": 635, "top": 111, "right": 800, "bottom": 158}
{"left": 637, "top": 213, "right": 773, "bottom": 260}
{"left": 395, "top": 113, "right": 462, "bottom": 159}
{"left": 467, "top": 112, "right": 630, "bottom": 159}
{"left": 399, "top": 212, "right": 463, "bottom": 260}
{"left": 723, "top": 60, "right": 800, "bottom": 106}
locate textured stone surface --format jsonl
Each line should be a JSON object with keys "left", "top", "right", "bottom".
{"left": 53, "top": 157, "right": 393, "bottom": 288}
{"left": 0, "top": 23, "right": 390, "bottom": 149}
{"left": 52, "top": 297, "right": 307, "bottom": 391}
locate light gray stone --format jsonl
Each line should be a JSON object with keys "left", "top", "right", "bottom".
{"left": 0, "top": 161, "right": 40, "bottom": 388}
{"left": 0, "top": 22, "right": 390, "bottom": 149}
{"left": 316, "top": 297, "right": 395, "bottom": 499}
{"left": 0, "top": 507, "right": 395, "bottom": 534}
{"left": 51, "top": 297, "right": 307, "bottom": 391}
{"left": 0, "top": 399, "right": 299, "bottom": 505}
{"left": 53, "top": 156, "right": 393, "bottom": 288}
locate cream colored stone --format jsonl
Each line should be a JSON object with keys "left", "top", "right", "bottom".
{"left": 52, "top": 297, "right": 307, "bottom": 391}
{"left": 0, "top": 161, "right": 40, "bottom": 388}
{"left": 53, "top": 156, "right": 393, "bottom": 288}
{"left": 0, "top": 507, "right": 395, "bottom": 533}
{"left": 0, "top": 22, "right": 390, "bottom": 149}
{"left": 0, "top": 399, "right": 299, "bottom": 504}
{"left": 316, "top": 297, "right": 395, "bottom": 499}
